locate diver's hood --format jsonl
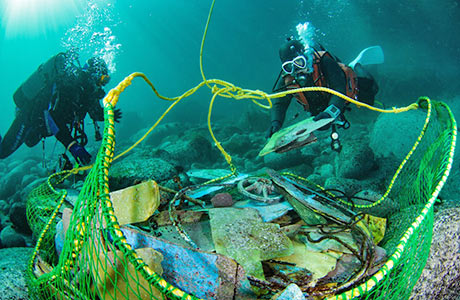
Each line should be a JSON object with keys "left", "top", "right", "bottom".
{"left": 279, "top": 39, "right": 305, "bottom": 63}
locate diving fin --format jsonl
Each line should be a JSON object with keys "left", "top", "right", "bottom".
{"left": 348, "top": 45, "right": 384, "bottom": 69}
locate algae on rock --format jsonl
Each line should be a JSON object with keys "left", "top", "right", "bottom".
{"left": 209, "top": 207, "right": 293, "bottom": 280}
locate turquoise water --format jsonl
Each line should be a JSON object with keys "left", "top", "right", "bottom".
{"left": 1, "top": 0, "right": 459, "bottom": 140}
{"left": 0, "top": 1, "right": 458, "bottom": 298}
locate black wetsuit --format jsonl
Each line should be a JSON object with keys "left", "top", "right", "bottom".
{"left": 0, "top": 55, "right": 105, "bottom": 159}
{"left": 271, "top": 54, "right": 378, "bottom": 126}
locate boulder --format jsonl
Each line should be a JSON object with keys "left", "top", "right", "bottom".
{"left": 316, "top": 163, "right": 334, "bottom": 178}
{"left": 369, "top": 110, "right": 426, "bottom": 160}
{"left": 335, "top": 140, "right": 376, "bottom": 179}
{"left": 0, "top": 200, "right": 9, "bottom": 215}
{"left": 0, "top": 225, "right": 26, "bottom": 248}
{"left": 109, "top": 157, "right": 178, "bottom": 190}
{"left": 410, "top": 207, "right": 460, "bottom": 300}
{"left": 353, "top": 190, "right": 399, "bottom": 218}
{"left": 0, "top": 247, "right": 33, "bottom": 299}
{"left": 264, "top": 150, "right": 307, "bottom": 171}
{"left": 324, "top": 177, "right": 380, "bottom": 196}
{"left": 162, "top": 134, "right": 220, "bottom": 168}
{"left": 221, "top": 133, "right": 255, "bottom": 156}
{"left": 0, "top": 159, "right": 37, "bottom": 199}
{"left": 9, "top": 202, "right": 32, "bottom": 234}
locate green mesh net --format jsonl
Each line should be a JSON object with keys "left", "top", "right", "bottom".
{"left": 24, "top": 97, "right": 456, "bottom": 300}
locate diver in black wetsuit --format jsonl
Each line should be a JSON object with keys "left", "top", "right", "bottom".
{"left": 0, "top": 52, "right": 121, "bottom": 165}
{"left": 267, "top": 38, "right": 379, "bottom": 150}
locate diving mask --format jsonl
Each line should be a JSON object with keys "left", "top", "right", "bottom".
{"left": 281, "top": 55, "right": 307, "bottom": 74}
{"left": 98, "top": 74, "right": 110, "bottom": 86}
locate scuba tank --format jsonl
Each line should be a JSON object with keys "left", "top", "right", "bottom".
{"left": 13, "top": 51, "right": 79, "bottom": 109}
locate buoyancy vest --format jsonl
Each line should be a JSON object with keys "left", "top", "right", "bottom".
{"left": 283, "top": 51, "right": 358, "bottom": 111}
{"left": 13, "top": 52, "right": 69, "bottom": 110}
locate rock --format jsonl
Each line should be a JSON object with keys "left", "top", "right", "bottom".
{"left": 243, "top": 159, "right": 262, "bottom": 173}
{"left": 380, "top": 205, "right": 421, "bottom": 254}
{"left": 29, "top": 165, "right": 48, "bottom": 178}
{"left": 0, "top": 247, "right": 33, "bottom": 299}
{"left": 109, "top": 157, "right": 178, "bottom": 190}
{"left": 20, "top": 174, "right": 38, "bottom": 188}
{"left": 264, "top": 150, "right": 307, "bottom": 171}
{"left": 312, "top": 147, "right": 335, "bottom": 168}
{"left": 370, "top": 110, "right": 426, "bottom": 160}
{"left": 410, "top": 207, "right": 460, "bottom": 300}
{"left": 221, "top": 133, "right": 255, "bottom": 156}
{"left": 316, "top": 163, "right": 334, "bottom": 178}
{"left": 0, "top": 200, "right": 9, "bottom": 215}
{"left": 209, "top": 207, "right": 293, "bottom": 280}
{"left": 0, "top": 225, "right": 26, "bottom": 248}
{"left": 0, "top": 159, "right": 38, "bottom": 199}
{"left": 353, "top": 190, "right": 399, "bottom": 218}
{"left": 162, "top": 134, "right": 219, "bottom": 168}
{"left": 211, "top": 193, "right": 234, "bottom": 207}
{"left": 9, "top": 202, "right": 31, "bottom": 234}
{"left": 214, "top": 124, "right": 244, "bottom": 138}
{"left": 335, "top": 140, "right": 376, "bottom": 179}
{"left": 306, "top": 173, "right": 325, "bottom": 186}
{"left": 0, "top": 213, "right": 8, "bottom": 230}
{"left": 271, "top": 283, "right": 305, "bottom": 300}
{"left": 439, "top": 168, "right": 460, "bottom": 201}
{"left": 324, "top": 177, "right": 380, "bottom": 196}
{"left": 7, "top": 159, "right": 22, "bottom": 170}
{"left": 21, "top": 178, "right": 46, "bottom": 199}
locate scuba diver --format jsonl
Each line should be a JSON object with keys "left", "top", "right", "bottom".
{"left": 0, "top": 51, "right": 122, "bottom": 166}
{"left": 267, "top": 37, "right": 381, "bottom": 152}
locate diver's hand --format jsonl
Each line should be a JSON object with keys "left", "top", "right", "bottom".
{"left": 266, "top": 120, "right": 282, "bottom": 138}
{"left": 314, "top": 104, "right": 341, "bottom": 121}
{"left": 69, "top": 142, "right": 92, "bottom": 165}
{"left": 114, "top": 108, "right": 122, "bottom": 123}
{"left": 314, "top": 104, "right": 341, "bottom": 130}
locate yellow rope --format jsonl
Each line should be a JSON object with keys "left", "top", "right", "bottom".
{"left": 329, "top": 99, "right": 457, "bottom": 300}
{"left": 67, "top": 0, "right": 419, "bottom": 183}
{"left": 271, "top": 86, "right": 419, "bottom": 113}
{"left": 36, "top": 0, "right": 454, "bottom": 299}
{"left": 281, "top": 98, "right": 431, "bottom": 210}
{"left": 339, "top": 97, "right": 431, "bottom": 209}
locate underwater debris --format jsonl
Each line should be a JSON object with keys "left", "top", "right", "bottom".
{"left": 48, "top": 167, "right": 389, "bottom": 299}
{"left": 237, "top": 177, "right": 283, "bottom": 203}
{"left": 259, "top": 117, "right": 334, "bottom": 156}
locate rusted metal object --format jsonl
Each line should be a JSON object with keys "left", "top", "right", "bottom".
{"left": 266, "top": 169, "right": 356, "bottom": 225}
{"left": 237, "top": 177, "right": 283, "bottom": 203}
{"left": 263, "top": 169, "right": 377, "bottom": 297}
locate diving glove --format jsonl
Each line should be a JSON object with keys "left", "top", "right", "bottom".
{"left": 314, "top": 104, "right": 341, "bottom": 131}
{"left": 69, "top": 142, "right": 92, "bottom": 165}
{"left": 314, "top": 104, "right": 341, "bottom": 122}
{"left": 114, "top": 108, "right": 122, "bottom": 123}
